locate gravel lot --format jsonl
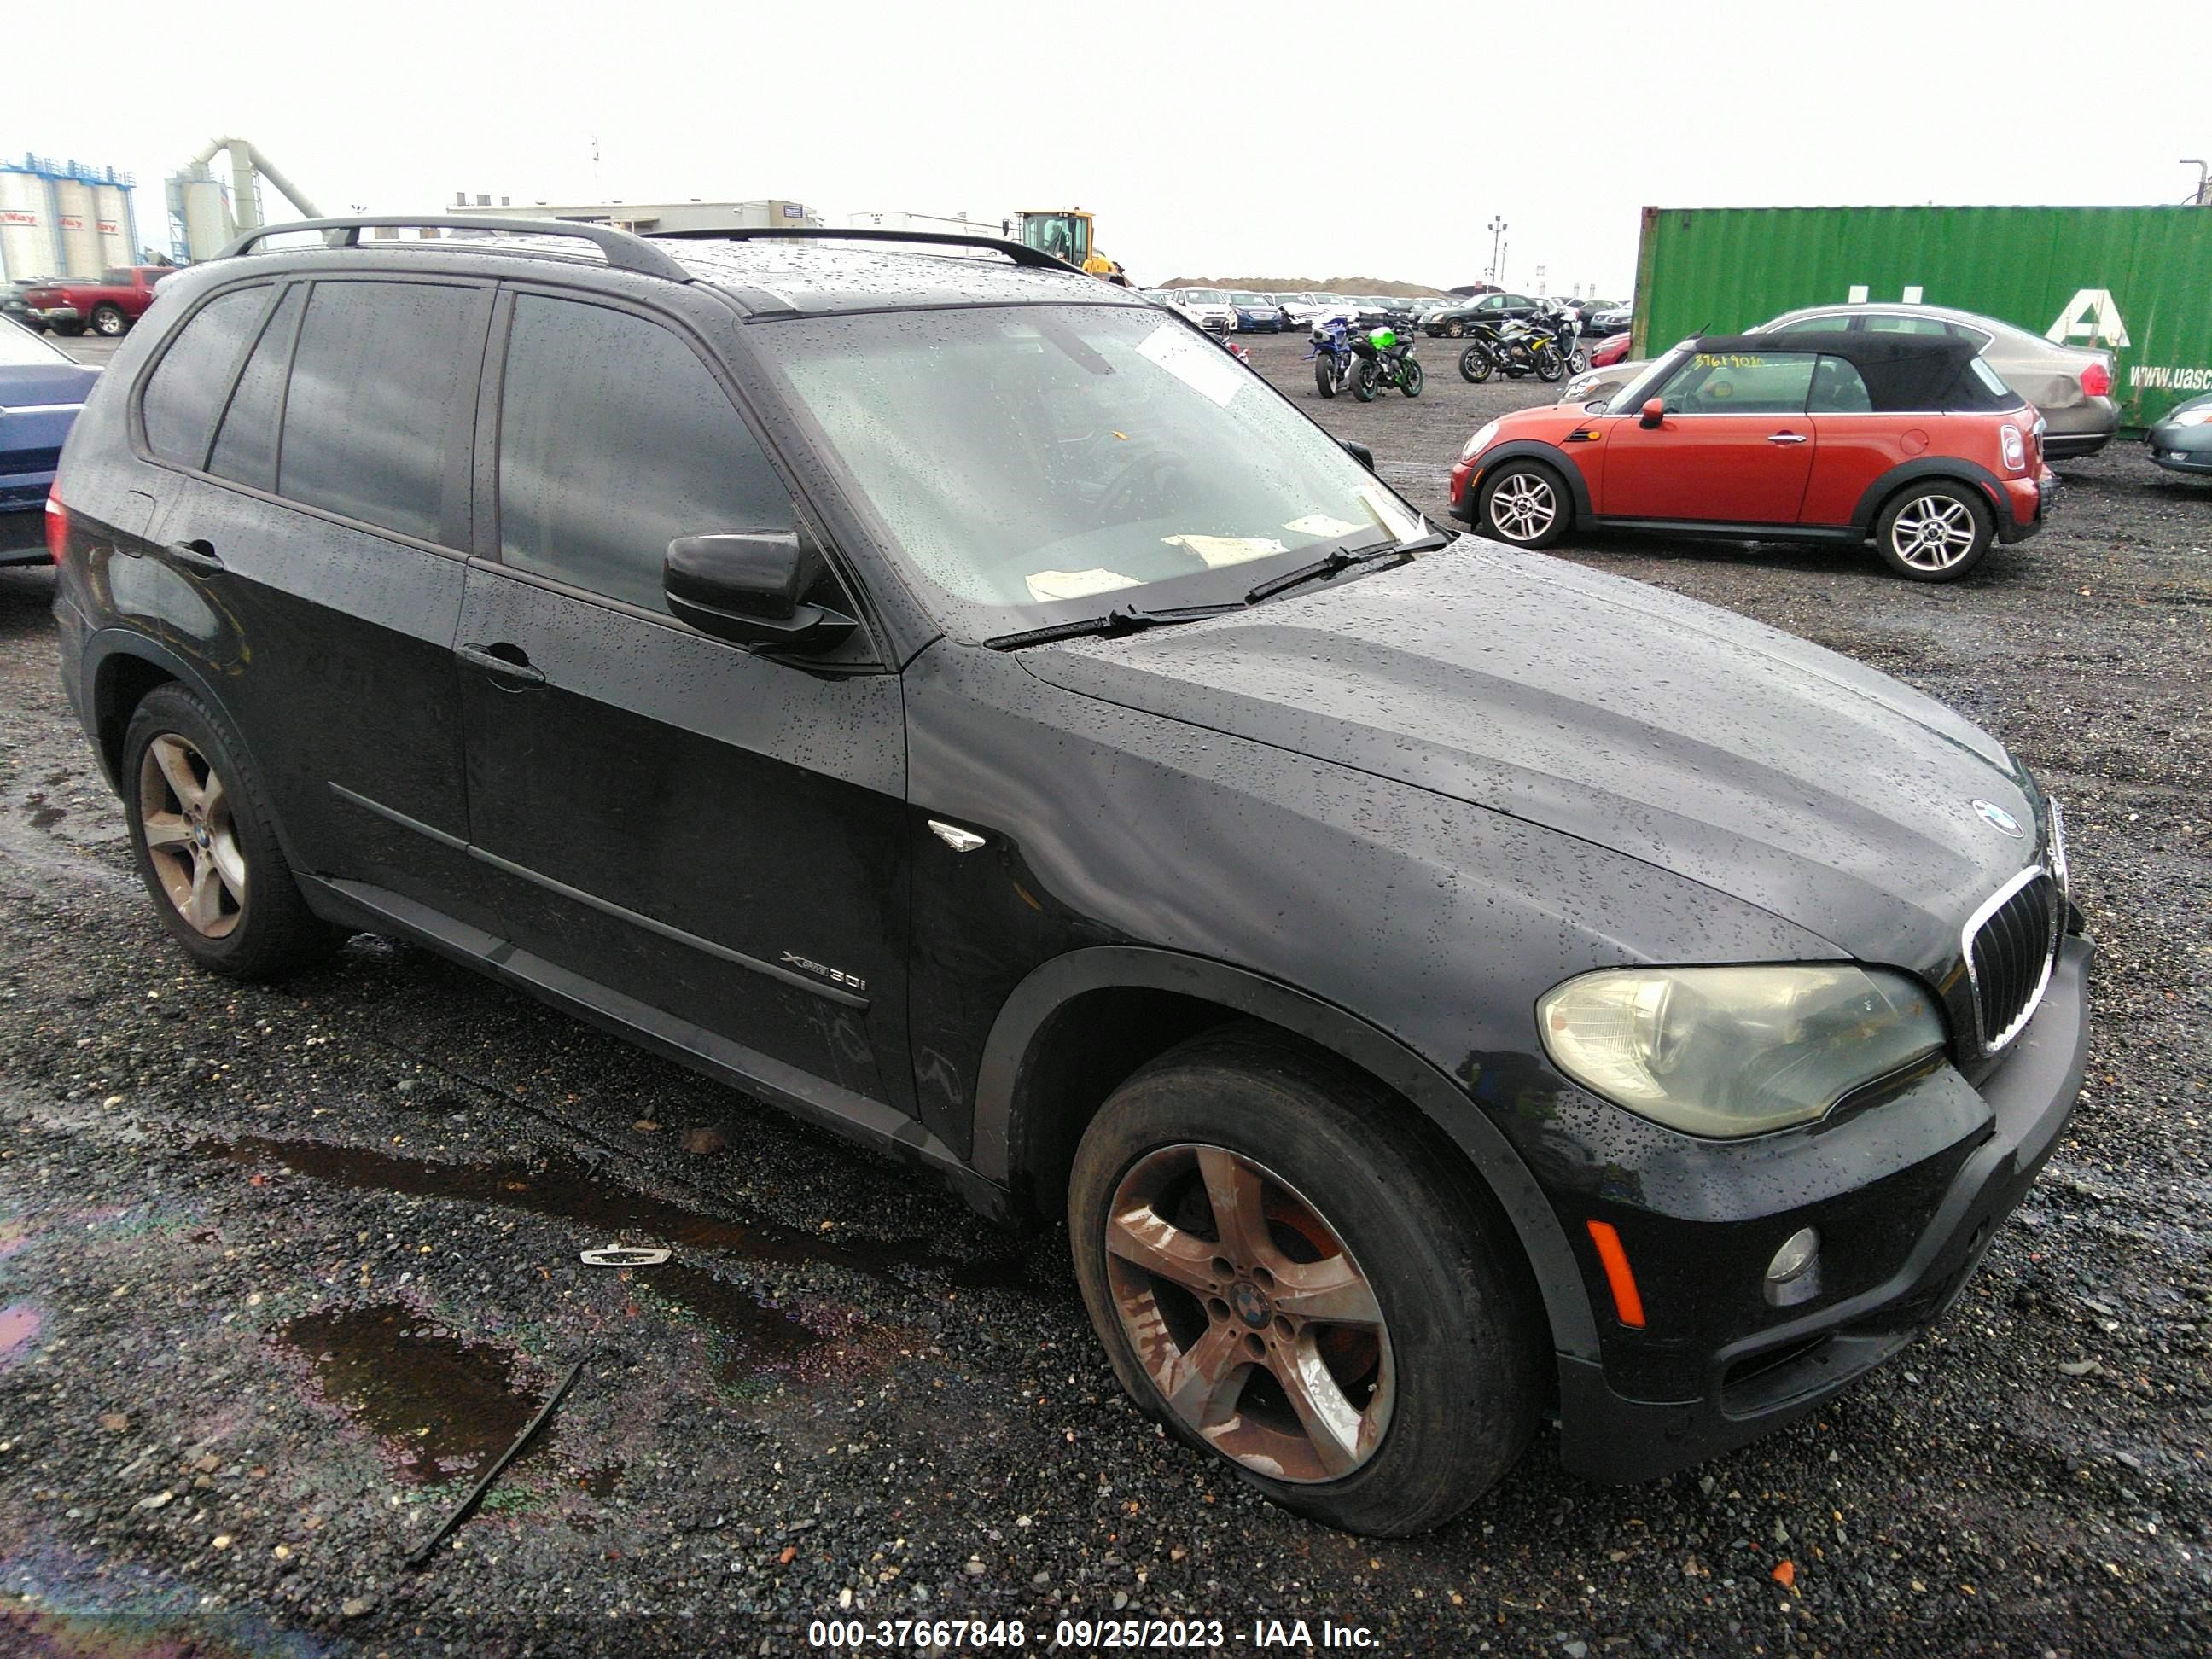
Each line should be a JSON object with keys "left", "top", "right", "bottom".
{"left": 1, "top": 324, "right": 2207, "bottom": 1658}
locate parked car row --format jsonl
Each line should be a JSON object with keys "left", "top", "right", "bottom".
{"left": 1146, "top": 288, "right": 1465, "bottom": 334}
{"left": 0, "top": 317, "right": 102, "bottom": 562}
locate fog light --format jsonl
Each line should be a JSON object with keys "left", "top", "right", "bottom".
{"left": 1767, "top": 1227, "right": 1819, "bottom": 1284}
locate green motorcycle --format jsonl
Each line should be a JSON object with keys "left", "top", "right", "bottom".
{"left": 1349, "top": 326, "right": 1423, "bottom": 401}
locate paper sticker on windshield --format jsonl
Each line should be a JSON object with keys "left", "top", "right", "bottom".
{"left": 1136, "top": 323, "right": 1245, "bottom": 407}
{"left": 1284, "top": 515, "right": 1365, "bottom": 538}
{"left": 1694, "top": 352, "right": 1765, "bottom": 369}
{"left": 1354, "top": 485, "right": 1424, "bottom": 545}
{"left": 1027, "top": 568, "right": 1141, "bottom": 602}
{"left": 1161, "top": 534, "right": 1288, "bottom": 568}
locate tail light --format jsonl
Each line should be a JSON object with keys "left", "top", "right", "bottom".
{"left": 2000, "top": 424, "right": 2026, "bottom": 471}
{"left": 2081, "top": 360, "right": 2112, "bottom": 399}
{"left": 43, "top": 492, "right": 68, "bottom": 565}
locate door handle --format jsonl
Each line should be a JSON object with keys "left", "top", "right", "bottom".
{"left": 457, "top": 642, "right": 547, "bottom": 685}
{"left": 165, "top": 538, "right": 224, "bottom": 573}
{"left": 1767, "top": 432, "right": 1810, "bottom": 445}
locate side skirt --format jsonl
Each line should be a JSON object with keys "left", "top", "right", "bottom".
{"left": 1588, "top": 517, "right": 1866, "bottom": 544}
{"left": 297, "top": 874, "right": 1010, "bottom": 1220}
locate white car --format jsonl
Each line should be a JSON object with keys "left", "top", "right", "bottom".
{"left": 1158, "top": 287, "right": 1238, "bottom": 333}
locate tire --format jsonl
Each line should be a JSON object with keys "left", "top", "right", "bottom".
{"left": 1352, "top": 362, "right": 1379, "bottom": 402}
{"left": 1445, "top": 322, "right": 1463, "bottom": 339}
{"left": 1458, "top": 343, "right": 1493, "bottom": 384}
{"left": 90, "top": 304, "right": 128, "bottom": 337}
{"left": 1068, "top": 1026, "right": 1543, "bottom": 1536}
{"left": 52, "top": 320, "right": 85, "bottom": 337}
{"left": 1478, "top": 461, "right": 1571, "bottom": 549}
{"left": 120, "top": 684, "right": 342, "bottom": 979}
{"left": 1534, "top": 345, "right": 1564, "bottom": 382}
{"left": 1400, "top": 359, "right": 1423, "bottom": 398}
{"left": 1314, "top": 358, "right": 1339, "bottom": 399}
{"left": 1874, "top": 480, "right": 1994, "bottom": 582}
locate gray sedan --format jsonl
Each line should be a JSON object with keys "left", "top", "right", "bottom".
{"left": 1562, "top": 302, "right": 2120, "bottom": 457}
{"left": 2146, "top": 392, "right": 2212, "bottom": 477}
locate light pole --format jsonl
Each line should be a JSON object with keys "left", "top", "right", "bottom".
{"left": 2186, "top": 159, "right": 2211, "bottom": 206}
{"left": 1487, "top": 215, "right": 1507, "bottom": 286}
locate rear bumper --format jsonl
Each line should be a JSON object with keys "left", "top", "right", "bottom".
{"left": 2040, "top": 430, "right": 2111, "bottom": 460}
{"left": 1554, "top": 934, "right": 2092, "bottom": 1483}
{"left": 29, "top": 306, "right": 81, "bottom": 323}
{"left": 1995, "top": 474, "right": 2048, "bottom": 544}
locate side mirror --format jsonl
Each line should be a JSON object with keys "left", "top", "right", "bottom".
{"left": 1341, "top": 439, "right": 1377, "bottom": 473}
{"left": 1639, "top": 398, "right": 1666, "bottom": 428}
{"left": 664, "top": 532, "right": 856, "bottom": 652}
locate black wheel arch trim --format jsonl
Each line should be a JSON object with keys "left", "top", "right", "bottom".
{"left": 1850, "top": 457, "right": 2017, "bottom": 534}
{"left": 1471, "top": 440, "right": 1594, "bottom": 520}
{"left": 969, "top": 944, "right": 1601, "bottom": 1360}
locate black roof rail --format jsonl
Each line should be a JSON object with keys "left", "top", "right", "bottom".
{"left": 214, "top": 216, "right": 695, "bottom": 283}
{"left": 646, "top": 225, "right": 1082, "bottom": 273}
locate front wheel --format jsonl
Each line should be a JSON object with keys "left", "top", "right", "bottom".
{"left": 1534, "top": 345, "right": 1564, "bottom": 382}
{"left": 1352, "top": 362, "right": 1380, "bottom": 402}
{"left": 1069, "top": 1027, "right": 1543, "bottom": 1535}
{"left": 1314, "top": 358, "right": 1340, "bottom": 399}
{"left": 1458, "top": 343, "right": 1493, "bottom": 383}
{"left": 1478, "top": 461, "right": 1571, "bottom": 548}
{"left": 1399, "top": 359, "right": 1423, "bottom": 398}
{"left": 1875, "top": 481, "right": 1994, "bottom": 581}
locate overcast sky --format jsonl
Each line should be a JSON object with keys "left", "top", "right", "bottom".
{"left": 15, "top": 0, "right": 2210, "bottom": 295}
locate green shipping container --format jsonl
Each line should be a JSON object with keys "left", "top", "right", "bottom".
{"left": 1631, "top": 205, "right": 2212, "bottom": 429}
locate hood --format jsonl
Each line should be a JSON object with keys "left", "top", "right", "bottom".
{"left": 1015, "top": 542, "right": 2041, "bottom": 970}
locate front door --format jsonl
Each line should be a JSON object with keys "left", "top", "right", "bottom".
{"left": 454, "top": 288, "right": 912, "bottom": 1112}
{"left": 1597, "top": 347, "right": 1819, "bottom": 525}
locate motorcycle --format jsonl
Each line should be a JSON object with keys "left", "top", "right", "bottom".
{"left": 1305, "top": 316, "right": 1358, "bottom": 398}
{"left": 1462, "top": 317, "right": 1569, "bottom": 383}
{"left": 1349, "top": 325, "right": 1423, "bottom": 400}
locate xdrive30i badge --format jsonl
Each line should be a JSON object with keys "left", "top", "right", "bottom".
{"left": 1972, "top": 799, "right": 2024, "bottom": 837}
{"left": 779, "top": 951, "right": 866, "bottom": 993}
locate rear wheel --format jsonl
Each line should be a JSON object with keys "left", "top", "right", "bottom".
{"left": 1400, "top": 359, "right": 1423, "bottom": 398}
{"left": 90, "top": 304, "right": 128, "bottom": 337}
{"left": 1458, "top": 343, "right": 1493, "bottom": 383}
{"left": 1352, "top": 361, "right": 1380, "bottom": 402}
{"left": 1069, "top": 1027, "right": 1542, "bottom": 1535}
{"left": 1478, "top": 461, "right": 1571, "bottom": 549}
{"left": 121, "top": 684, "right": 341, "bottom": 979}
{"left": 1875, "top": 481, "right": 1993, "bottom": 581}
{"left": 52, "top": 320, "right": 85, "bottom": 337}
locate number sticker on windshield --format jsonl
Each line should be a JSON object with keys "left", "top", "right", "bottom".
{"left": 1026, "top": 568, "right": 1142, "bottom": 602}
{"left": 1161, "top": 534, "right": 1289, "bottom": 568}
{"left": 1136, "top": 323, "right": 1246, "bottom": 407}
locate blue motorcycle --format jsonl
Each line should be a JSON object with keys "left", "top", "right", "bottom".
{"left": 1306, "top": 317, "right": 1357, "bottom": 399}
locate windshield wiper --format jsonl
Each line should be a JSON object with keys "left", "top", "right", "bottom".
{"left": 1243, "top": 528, "right": 1452, "bottom": 604}
{"left": 984, "top": 601, "right": 1244, "bottom": 651}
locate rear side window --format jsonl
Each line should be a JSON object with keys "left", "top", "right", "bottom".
{"left": 141, "top": 287, "right": 269, "bottom": 467}
{"left": 495, "top": 294, "right": 792, "bottom": 614}
{"left": 1808, "top": 355, "right": 1874, "bottom": 414}
{"left": 208, "top": 286, "right": 304, "bottom": 490}
{"left": 278, "top": 281, "right": 486, "bottom": 544}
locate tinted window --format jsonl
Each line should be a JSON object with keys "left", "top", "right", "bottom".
{"left": 142, "top": 288, "right": 268, "bottom": 468}
{"left": 497, "top": 295, "right": 791, "bottom": 614}
{"left": 1658, "top": 349, "right": 1815, "bottom": 415}
{"left": 1768, "top": 314, "right": 1849, "bottom": 335}
{"left": 1864, "top": 313, "right": 1952, "bottom": 338}
{"left": 1807, "top": 355, "right": 1873, "bottom": 414}
{"left": 279, "top": 282, "right": 485, "bottom": 544}
{"left": 208, "top": 286, "right": 304, "bottom": 490}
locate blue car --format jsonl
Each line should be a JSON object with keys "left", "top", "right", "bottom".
{"left": 1228, "top": 291, "right": 1284, "bottom": 333}
{"left": 1, "top": 317, "right": 98, "bottom": 563}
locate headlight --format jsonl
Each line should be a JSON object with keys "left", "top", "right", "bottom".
{"left": 2171, "top": 409, "right": 2212, "bottom": 427}
{"left": 1461, "top": 419, "right": 1501, "bottom": 461}
{"left": 1538, "top": 964, "right": 1947, "bottom": 1138}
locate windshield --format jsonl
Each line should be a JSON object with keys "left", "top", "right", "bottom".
{"left": 764, "top": 304, "right": 1427, "bottom": 638}
{"left": 0, "top": 317, "right": 73, "bottom": 366}
{"left": 1231, "top": 293, "right": 1266, "bottom": 306}
{"left": 1180, "top": 288, "right": 1227, "bottom": 305}
{"left": 1604, "top": 346, "right": 1691, "bottom": 415}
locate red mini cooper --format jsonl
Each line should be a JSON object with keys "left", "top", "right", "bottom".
{"left": 1449, "top": 330, "right": 2054, "bottom": 581}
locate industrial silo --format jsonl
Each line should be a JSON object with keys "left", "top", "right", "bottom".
{"left": 94, "top": 181, "right": 131, "bottom": 267}
{"left": 52, "top": 176, "right": 100, "bottom": 276}
{"left": 0, "top": 168, "right": 54, "bottom": 282}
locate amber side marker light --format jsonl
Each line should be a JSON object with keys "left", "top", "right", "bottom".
{"left": 1586, "top": 1220, "right": 1646, "bottom": 1329}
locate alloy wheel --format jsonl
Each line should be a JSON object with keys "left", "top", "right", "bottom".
{"left": 1487, "top": 473, "right": 1557, "bottom": 542}
{"left": 1103, "top": 1143, "right": 1394, "bottom": 1483}
{"left": 137, "top": 733, "right": 246, "bottom": 938}
{"left": 1889, "top": 494, "right": 1978, "bottom": 571}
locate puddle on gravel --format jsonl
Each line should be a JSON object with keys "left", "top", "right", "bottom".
{"left": 207, "top": 1136, "right": 1038, "bottom": 1290}
{"left": 276, "top": 1304, "right": 536, "bottom": 1481}
{"left": 0, "top": 1303, "right": 42, "bottom": 1365}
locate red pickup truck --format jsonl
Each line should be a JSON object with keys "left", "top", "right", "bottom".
{"left": 22, "top": 266, "right": 179, "bottom": 338}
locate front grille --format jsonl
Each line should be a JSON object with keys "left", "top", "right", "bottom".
{"left": 1964, "top": 870, "right": 2062, "bottom": 1054}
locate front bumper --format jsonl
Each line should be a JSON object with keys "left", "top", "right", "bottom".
{"left": 2147, "top": 428, "right": 2212, "bottom": 474}
{"left": 1554, "top": 934, "right": 2092, "bottom": 1483}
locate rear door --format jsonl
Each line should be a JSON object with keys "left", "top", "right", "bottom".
{"left": 453, "top": 287, "right": 914, "bottom": 1111}
{"left": 1595, "top": 347, "right": 1818, "bottom": 524}
{"left": 140, "top": 275, "right": 493, "bottom": 921}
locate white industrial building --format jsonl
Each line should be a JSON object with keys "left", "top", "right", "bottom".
{"left": 0, "top": 154, "right": 143, "bottom": 282}
{"left": 453, "top": 194, "right": 821, "bottom": 233}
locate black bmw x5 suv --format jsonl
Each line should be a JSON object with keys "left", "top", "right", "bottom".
{"left": 48, "top": 218, "right": 2090, "bottom": 1536}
